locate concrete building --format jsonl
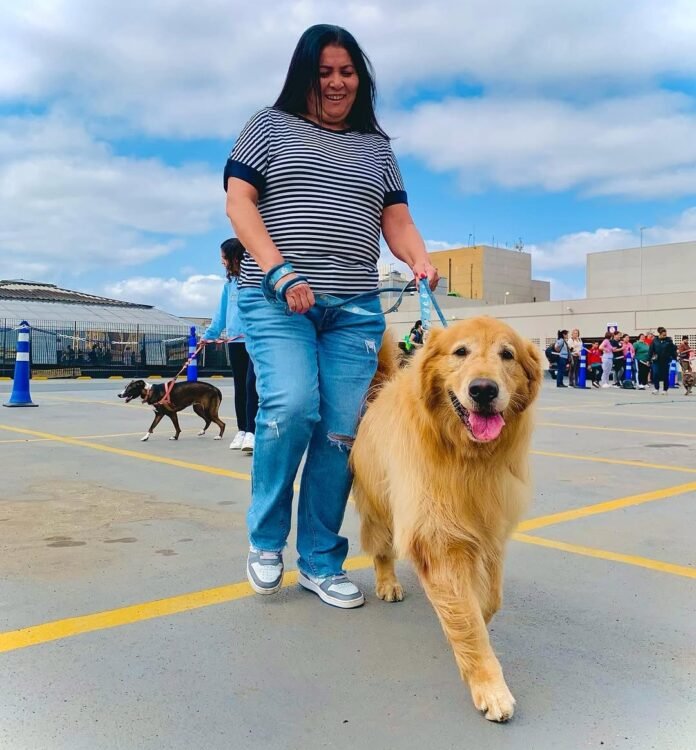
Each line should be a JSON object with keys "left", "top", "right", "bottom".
{"left": 426, "top": 246, "right": 551, "bottom": 305}
{"left": 587, "top": 240, "right": 696, "bottom": 298}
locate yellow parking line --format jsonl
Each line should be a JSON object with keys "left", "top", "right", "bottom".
{"left": 517, "top": 480, "right": 696, "bottom": 532}
{"left": 531, "top": 449, "right": 696, "bottom": 475}
{"left": 0, "top": 556, "right": 373, "bottom": 654}
{"left": 538, "top": 421, "right": 696, "bottom": 439}
{"left": 0, "top": 424, "right": 251, "bottom": 481}
{"left": 0, "top": 431, "right": 144, "bottom": 444}
{"left": 513, "top": 533, "right": 696, "bottom": 580}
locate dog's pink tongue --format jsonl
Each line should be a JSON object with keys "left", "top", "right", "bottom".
{"left": 469, "top": 412, "right": 505, "bottom": 442}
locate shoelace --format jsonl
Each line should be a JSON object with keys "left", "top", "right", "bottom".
{"left": 259, "top": 551, "right": 281, "bottom": 562}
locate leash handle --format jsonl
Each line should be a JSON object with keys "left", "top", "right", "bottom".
{"left": 419, "top": 280, "right": 448, "bottom": 329}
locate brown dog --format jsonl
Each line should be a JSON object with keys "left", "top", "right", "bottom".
{"left": 351, "top": 317, "right": 542, "bottom": 722}
{"left": 118, "top": 379, "right": 225, "bottom": 441}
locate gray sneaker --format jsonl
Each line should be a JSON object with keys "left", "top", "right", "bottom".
{"left": 246, "top": 547, "right": 284, "bottom": 595}
{"left": 298, "top": 572, "right": 365, "bottom": 609}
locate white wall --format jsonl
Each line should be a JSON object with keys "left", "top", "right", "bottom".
{"left": 587, "top": 241, "right": 696, "bottom": 298}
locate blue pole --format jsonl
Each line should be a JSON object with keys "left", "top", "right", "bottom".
{"left": 668, "top": 359, "right": 677, "bottom": 389}
{"left": 4, "top": 321, "right": 38, "bottom": 407}
{"left": 187, "top": 326, "right": 198, "bottom": 383}
{"left": 577, "top": 348, "right": 587, "bottom": 389}
{"left": 624, "top": 350, "right": 633, "bottom": 385}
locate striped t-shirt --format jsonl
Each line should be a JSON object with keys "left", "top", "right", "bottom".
{"left": 224, "top": 107, "right": 408, "bottom": 294}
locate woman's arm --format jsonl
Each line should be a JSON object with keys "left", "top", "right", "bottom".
{"left": 226, "top": 178, "right": 314, "bottom": 313}
{"left": 381, "top": 204, "right": 439, "bottom": 290}
{"left": 202, "top": 283, "right": 228, "bottom": 341}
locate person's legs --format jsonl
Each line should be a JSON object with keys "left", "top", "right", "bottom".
{"left": 638, "top": 361, "right": 649, "bottom": 387}
{"left": 245, "top": 357, "right": 258, "bottom": 434}
{"left": 237, "top": 288, "right": 321, "bottom": 553}
{"left": 228, "top": 342, "right": 249, "bottom": 432}
{"left": 568, "top": 357, "right": 576, "bottom": 386}
{"left": 296, "top": 298, "right": 385, "bottom": 579}
{"left": 658, "top": 362, "right": 670, "bottom": 392}
{"left": 556, "top": 357, "right": 567, "bottom": 386}
{"left": 601, "top": 355, "right": 612, "bottom": 386}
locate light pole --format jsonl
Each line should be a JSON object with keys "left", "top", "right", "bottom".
{"left": 504, "top": 291, "right": 510, "bottom": 305}
{"left": 640, "top": 226, "right": 646, "bottom": 248}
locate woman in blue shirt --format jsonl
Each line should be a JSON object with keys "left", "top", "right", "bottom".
{"left": 202, "top": 238, "right": 257, "bottom": 452}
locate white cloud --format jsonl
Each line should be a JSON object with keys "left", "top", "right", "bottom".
{"left": 390, "top": 92, "right": 696, "bottom": 198}
{"left": 104, "top": 274, "right": 225, "bottom": 316}
{"left": 0, "top": 112, "right": 221, "bottom": 279}
{"left": 2, "top": 1, "right": 696, "bottom": 138}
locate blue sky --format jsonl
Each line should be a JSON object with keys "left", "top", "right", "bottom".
{"left": 2, "top": 0, "right": 696, "bottom": 314}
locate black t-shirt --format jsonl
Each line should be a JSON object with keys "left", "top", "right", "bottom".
{"left": 612, "top": 339, "right": 625, "bottom": 362}
{"left": 410, "top": 328, "right": 423, "bottom": 345}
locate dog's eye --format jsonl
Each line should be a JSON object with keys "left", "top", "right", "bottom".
{"left": 453, "top": 346, "right": 469, "bottom": 357}
{"left": 501, "top": 349, "right": 515, "bottom": 361}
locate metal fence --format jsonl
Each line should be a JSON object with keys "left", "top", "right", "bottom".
{"left": 0, "top": 319, "right": 232, "bottom": 374}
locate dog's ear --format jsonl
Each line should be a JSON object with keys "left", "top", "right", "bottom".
{"left": 519, "top": 340, "right": 543, "bottom": 404}
{"left": 418, "top": 327, "right": 446, "bottom": 411}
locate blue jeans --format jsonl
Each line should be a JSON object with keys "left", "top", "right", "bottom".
{"left": 237, "top": 288, "right": 385, "bottom": 577}
{"left": 557, "top": 356, "right": 567, "bottom": 386}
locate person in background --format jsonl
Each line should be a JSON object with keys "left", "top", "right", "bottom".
{"left": 587, "top": 342, "right": 602, "bottom": 387}
{"left": 678, "top": 335, "right": 692, "bottom": 375}
{"left": 611, "top": 330, "right": 625, "bottom": 387}
{"left": 568, "top": 328, "right": 584, "bottom": 387}
{"left": 633, "top": 332, "right": 650, "bottom": 390}
{"left": 621, "top": 334, "right": 635, "bottom": 384}
{"left": 202, "top": 238, "right": 258, "bottom": 453}
{"left": 599, "top": 332, "right": 614, "bottom": 388}
{"left": 554, "top": 329, "right": 570, "bottom": 388}
{"left": 409, "top": 319, "right": 424, "bottom": 348}
{"left": 649, "top": 326, "right": 676, "bottom": 395}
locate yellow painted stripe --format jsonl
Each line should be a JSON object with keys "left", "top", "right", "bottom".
{"left": 0, "top": 376, "right": 11, "bottom": 381}
{"left": 108, "top": 375, "right": 124, "bottom": 379}
{"left": 518, "top": 481, "right": 696, "bottom": 532}
{"left": 538, "top": 421, "right": 696, "bottom": 439}
{"left": 0, "top": 555, "right": 373, "bottom": 654}
{"left": 0, "top": 424, "right": 251, "bottom": 481}
{"left": 531, "top": 449, "right": 696, "bottom": 475}
{"left": 513, "top": 533, "right": 696, "bottom": 580}
{"left": 0, "top": 431, "right": 144, "bottom": 444}
{"left": 32, "top": 376, "right": 48, "bottom": 380}
{"left": 77, "top": 376, "right": 92, "bottom": 380}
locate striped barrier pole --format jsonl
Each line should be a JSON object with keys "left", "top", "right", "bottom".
{"left": 624, "top": 350, "right": 633, "bottom": 386}
{"left": 668, "top": 359, "right": 678, "bottom": 388}
{"left": 186, "top": 326, "right": 198, "bottom": 383}
{"left": 3, "top": 321, "right": 38, "bottom": 407}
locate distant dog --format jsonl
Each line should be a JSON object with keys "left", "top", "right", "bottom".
{"left": 684, "top": 368, "right": 694, "bottom": 395}
{"left": 118, "top": 379, "right": 225, "bottom": 441}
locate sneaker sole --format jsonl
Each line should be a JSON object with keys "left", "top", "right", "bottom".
{"left": 297, "top": 573, "right": 365, "bottom": 609}
{"left": 241, "top": 447, "right": 253, "bottom": 453}
{"left": 246, "top": 566, "right": 283, "bottom": 595}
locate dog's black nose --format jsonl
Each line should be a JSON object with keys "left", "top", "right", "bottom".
{"left": 468, "top": 379, "right": 499, "bottom": 405}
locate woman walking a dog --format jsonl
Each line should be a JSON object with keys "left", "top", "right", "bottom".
{"left": 202, "top": 238, "right": 257, "bottom": 453}
{"left": 224, "top": 24, "right": 438, "bottom": 608}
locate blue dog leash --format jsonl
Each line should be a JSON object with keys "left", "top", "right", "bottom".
{"left": 262, "top": 262, "right": 448, "bottom": 328}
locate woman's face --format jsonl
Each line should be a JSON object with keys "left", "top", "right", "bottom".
{"left": 220, "top": 251, "right": 231, "bottom": 273}
{"left": 572, "top": 329, "right": 579, "bottom": 338}
{"left": 307, "top": 45, "right": 359, "bottom": 129}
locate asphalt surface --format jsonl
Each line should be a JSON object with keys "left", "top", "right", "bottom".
{"left": 1, "top": 377, "right": 694, "bottom": 750}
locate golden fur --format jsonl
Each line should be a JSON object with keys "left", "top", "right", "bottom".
{"left": 351, "top": 317, "right": 543, "bottom": 722}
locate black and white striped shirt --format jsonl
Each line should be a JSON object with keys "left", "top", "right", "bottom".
{"left": 224, "top": 108, "right": 407, "bottom": 294}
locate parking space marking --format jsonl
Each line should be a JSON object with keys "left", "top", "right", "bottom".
{"left": 0, "top": 424, "right": 251, "bottom": 481}
{"left": 538, "top": 421, "right": 696, "bottom": 439}
{"left": 531, "top": 449, "right": 696, "bottom": 475}
{"left": 0, "top": 555, "right": 372, "bottom": 654}
{"left": 513, "top": 533, "right": 696, "bottom": 580}
{"left": 37, "top": 395, "right": 236, "bottom": 421}
{"left": 517, "top": 480, "right": 696, "bottom": 532}
{"left": 0, "top": 432, "right": 144, "bottom": 444}
{"left": 538, "top": 404, "right": 696, "bottom": 421}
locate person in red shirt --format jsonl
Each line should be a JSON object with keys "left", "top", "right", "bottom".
{"left": 587, "top": 342, "right": 602, "bottom": 387}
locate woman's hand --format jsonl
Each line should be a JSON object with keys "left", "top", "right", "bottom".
{"left": 412, "top": 258, "right": 439, "bottom": 291}
{"left": 276, "top": 272, "right": 315, "bottom": 314}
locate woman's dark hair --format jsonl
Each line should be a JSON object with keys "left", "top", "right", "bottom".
{"left": 220, "top": 238, "right": 245, "bottom": 280}
{"left": 413, "top": 320, "right": 422, "bottom": 329}
{"left": 558, "top": 329, "right": 568, "bottom": 338}
{"left": 657, "top": 326, "right": 666, "bottom": 334}
{"left": 274, "top": 24, "right": 388, "bottom": 137}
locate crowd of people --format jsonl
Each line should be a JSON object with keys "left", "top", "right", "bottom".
{"left": 548, "top": 327, "right": 693, "bottom": 394}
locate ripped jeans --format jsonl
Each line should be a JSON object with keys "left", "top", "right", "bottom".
{"left": 237, "top": 287, "right": 385, "bottom": 577}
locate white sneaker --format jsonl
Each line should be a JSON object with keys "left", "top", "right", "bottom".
{"left": 298, "top": 572, "right": 365, "bottom": 609}
{"left": 637, "top": 385, "right": 645, "bottom": 390}
{"left": 241, "top": 432, "right": 255, "bottom": 453}
{"left": 229, "top": 430, "right": 246, "bottom": 450}
{"left": 651, "top": 390, "right": 659, "bottom": 396}
{"left": 601, "top": 384, "right": 611, "bottom": 388}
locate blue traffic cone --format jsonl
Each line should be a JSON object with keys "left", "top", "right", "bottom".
{"left": 186, "top": 326, "right": 198, "bottom": 383}
{"left": 4, "top": 321, "right": 38, "bottom": 407}
{"left": 669, "top": 359, "right": 678, "bottom": 388}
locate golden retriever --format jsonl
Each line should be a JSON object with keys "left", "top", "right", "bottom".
{"left": 351, "top": 317, "right": 543, "bottom": 722}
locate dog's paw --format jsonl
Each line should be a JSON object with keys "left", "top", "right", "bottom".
{"left": 470, "top": 679, "right": 516, "bottom": 722}
{"left": 197, "top": 430, "right": 206, "bottom": 437}
{"left": 141, "top": 434, "right": 150, "bottom": 442}
{"left": 169, "top": 436, "right": 178, "bottom": 441}
{"left": 375, "top": 580, "right": 404, "bottom": 602}
{"left": 213, "top": 435, "right": 222, "bottom": 441}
